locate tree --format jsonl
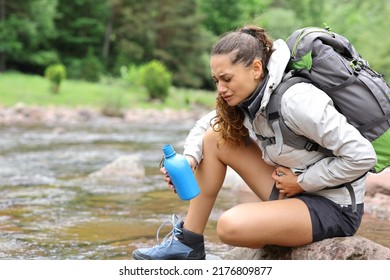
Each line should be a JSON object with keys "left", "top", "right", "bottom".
{"left": 1, "top": 0, "right": 388, "bottom": 88}
{"left": 0, "top": 0, "right": 58, "bottom": 72}
{"left": 197, "top": 0, "right": 273, "bottom": 34}
{"left": 154, "top": 0, "right": 211, "bottom": 87}
{"left": 320, "top": 0, "right": 390, "bottom": 80}
{"left": 197, "top": 0, "right": 243, "bottom": 34}
{"left": 109, "top": 0, "right": 156, "bottom": 72}
{"left": 53, "top": 0, "right": 109, "bottom": 78}
{"left": 111, "top": 0, "right": 211, "bottom": 88}
{"left": 257, "top": 0, "right": 390, "bottom": 79}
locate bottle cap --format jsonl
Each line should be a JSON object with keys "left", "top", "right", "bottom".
{"left": 162, "top": 144, "right": 175, "bottom": 157}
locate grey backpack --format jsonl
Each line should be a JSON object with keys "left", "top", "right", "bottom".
{"left": 266, "top": 27, "right": 390, "bottom": 174}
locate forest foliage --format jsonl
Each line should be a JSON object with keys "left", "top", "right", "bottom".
{"left": 0, "top": 0, "right": 389, "bottom": 90}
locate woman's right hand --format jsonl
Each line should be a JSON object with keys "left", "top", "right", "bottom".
{"left": 160, "top": 155, "right": 198, "bottom": 193}
{"left": 160, "top": 166, "right": 176, "bottom": 193}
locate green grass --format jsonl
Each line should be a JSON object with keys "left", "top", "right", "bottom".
{"left": 0, "top": 71, "right": 215, "bottom": 112}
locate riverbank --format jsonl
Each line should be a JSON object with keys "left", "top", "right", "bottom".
{"left": 0, "top": 104, "right": 210, "bottom": 126}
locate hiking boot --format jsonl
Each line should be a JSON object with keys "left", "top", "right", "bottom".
{"left": 132, "top": 214, "right": 205, "bottom": 260}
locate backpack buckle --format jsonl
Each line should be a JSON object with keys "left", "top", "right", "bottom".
{"left": 304, "top": 141, "right": 319, "bottom": 151}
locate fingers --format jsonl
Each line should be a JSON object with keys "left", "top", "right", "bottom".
{"left": 160, "top": 167, "right": 176, "bottom": 193}
{"left": 272, "top": 167, "right": 303, "bottom": 198}
{"left": 168, "top": 183, "right": 176, "bottom": 193}
{"left": 160, "top": 167, "right": 170, "bottom": 181}
{"left": 271, "top": 169, "right": 285, "bottom": 186}
{"left": 273, "top": 170, "right": 287, "bottom": 197}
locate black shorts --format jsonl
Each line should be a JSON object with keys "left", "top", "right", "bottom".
{"left": 295, "top": 194, "right": 364, "bottom": 242}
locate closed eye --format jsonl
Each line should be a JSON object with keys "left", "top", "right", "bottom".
{"left": 213, "top": 77, "right": 231, "bottom": 84}
{"left": 223, "top": 77, "right": 231, "bottom": 83}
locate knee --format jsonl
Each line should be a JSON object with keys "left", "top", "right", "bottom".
{"left": 216, "top": 210, "right": 242, "bottom": 246}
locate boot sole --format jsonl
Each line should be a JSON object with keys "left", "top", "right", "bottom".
{"left": 132, "top": 250, "right": 206, "bottom": 260}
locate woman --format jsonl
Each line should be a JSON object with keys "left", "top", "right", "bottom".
{"left": 132, "top": 26, "right": 377, "bottom": 260}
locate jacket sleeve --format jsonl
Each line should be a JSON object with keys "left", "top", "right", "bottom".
{"left": 183, "top": 110, "right": 217, "bottom": 165}
{"left": 282, "top": 83, "right": 377, "bottom": 192}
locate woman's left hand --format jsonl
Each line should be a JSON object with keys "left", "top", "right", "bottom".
{"left": 271, "top": 166, "right": 304, "bottom": 198}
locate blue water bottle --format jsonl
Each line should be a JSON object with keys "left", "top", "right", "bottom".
{"left": 162, "top": 144, "right": 200, "bottom": 200}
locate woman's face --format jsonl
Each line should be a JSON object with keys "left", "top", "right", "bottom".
{"left": 210, "top": 54, "right": 263, "bottom": 106}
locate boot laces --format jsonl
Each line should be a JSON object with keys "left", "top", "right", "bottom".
{"left": 154, "top": 214, "right": 182, "bottom": 248}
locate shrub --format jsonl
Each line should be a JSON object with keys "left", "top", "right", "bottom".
{"left": 100, "top": 76, "right": 125, "bottom": 118}
{"left": 120, "top": 64, "right": 141, "bottom": 86}
{"left": 101, "top": 91, "right": 125, "bottom": 118}
{"left": 138, "top": 60, "right": 172, "bottom": 101}
{"left": 80, "top": 49, "right": 104, "bottom": 82}
{"left": 44, "top": 63, "right": 67, "bottom": 93}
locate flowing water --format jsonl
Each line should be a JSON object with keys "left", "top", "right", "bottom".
{"left": 0, "top": 116, "right": 389, "bottom": 259}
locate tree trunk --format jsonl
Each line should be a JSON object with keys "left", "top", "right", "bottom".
{"left": 102, "top": 4, "right": 114, "bottom": 67}
{"left": 0, "top": 0, "right": 6, "bottom": 72}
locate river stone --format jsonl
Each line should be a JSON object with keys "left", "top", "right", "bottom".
{"left": 366, "top": 168, "right": 390, "bottom": 196}
{"left": 364, "top": 193, "right": 390, "bottom": 221}
{"left": 89, "top": 155, "right": 145, "bottom": 182}
{"left": 223, "top": 236, "right": 390, "bottom": 260}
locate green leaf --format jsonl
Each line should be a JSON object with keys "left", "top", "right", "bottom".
{"left": 289, "top": 51, "right": 313, "bottom": 70}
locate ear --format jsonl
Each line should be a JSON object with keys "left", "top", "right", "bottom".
{"left": 252, "top": 59, "right": 263, "bottom": 80}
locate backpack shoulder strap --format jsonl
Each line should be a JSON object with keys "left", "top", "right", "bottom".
{"left": 265, "top": 73, "right": 333, "bottom": 155}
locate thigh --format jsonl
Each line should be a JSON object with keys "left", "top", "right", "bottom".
{"left": 217, "top": 198, "right": 312, "bottom": 248}
{"left": 204, "top": 129, "right": 275, "bottom": 201}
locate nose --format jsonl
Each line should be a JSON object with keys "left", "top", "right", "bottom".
{"left": 217, "top": 83, "right": 228, "bottom": 95}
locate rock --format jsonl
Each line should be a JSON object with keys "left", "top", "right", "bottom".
{"left": 364, "top": 168, "right": 390, "bottom": 221}
{"left": 366, "top": 168, "right": 390, "bottom": 196}
{"left": 89, "top": 155, "right": 145, "bottom": 182}
{"left": 0, "top": 105, "right": 209, "bottom": 126}
{"left": 223, "top": 236, "right": 390, "bottom": 260}
{"left": 364, "top": 193, "right": 390, "bottom": 221}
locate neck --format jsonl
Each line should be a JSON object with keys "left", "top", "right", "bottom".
{"left": 238, "top": 75, "right": 269, "bottom": 121}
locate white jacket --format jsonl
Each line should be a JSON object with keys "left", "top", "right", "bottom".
{"left": 183, "top": 39, "right": 377, "bottom": 206}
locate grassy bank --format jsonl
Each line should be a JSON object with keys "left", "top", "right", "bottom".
{"left": 0, "top": 71, "right": 215, "bottom": 112}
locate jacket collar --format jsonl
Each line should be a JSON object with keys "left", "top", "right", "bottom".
{"left": 259, "top": 39, "right": 291, "bottom": 112}
{"left": 238, "top": 75, "right": 269, "bottom": 121}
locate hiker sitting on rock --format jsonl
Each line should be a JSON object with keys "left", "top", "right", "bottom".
{"left": 132, "top": 25, "right": 378, "bottom": 260}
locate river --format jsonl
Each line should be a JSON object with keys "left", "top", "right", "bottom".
{"left": 0, "top": 114, "right": 389, "bottom": 259}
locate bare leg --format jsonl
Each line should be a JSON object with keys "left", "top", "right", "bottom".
{"left": 217, "top": 199, "right": 312, "bottom": 248}
{"left": 184, "top": 128, "right": 276, "bottom": 234}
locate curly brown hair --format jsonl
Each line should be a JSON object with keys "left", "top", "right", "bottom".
{"left": 210, "top": 26, "right": 274, "bottom": 146}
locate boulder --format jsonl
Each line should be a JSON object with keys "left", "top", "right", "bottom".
{"left": 364, "top": 193, "right": 390, "bottom": 221}
{"left": 364, "top": 168, "right": 390, "bottom": 221}
{"left": 365, "top": 169, "right": 390, "bottom": 196}
{"left": 89, "top": 155, "right": 145, "bottom": 182}
{"left": 223, "top": 236, "right": 390, "bottom": 260}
